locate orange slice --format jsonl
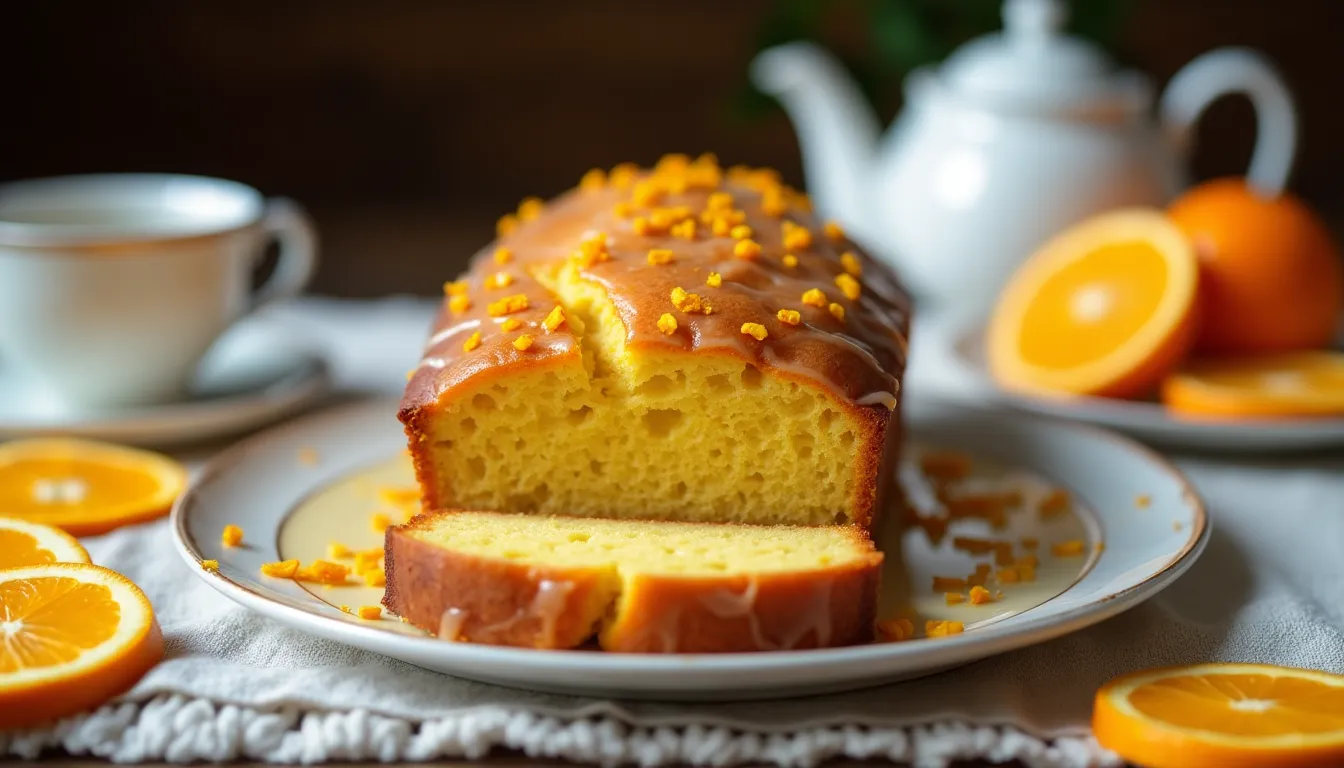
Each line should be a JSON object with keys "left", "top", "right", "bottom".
{"left": 1162, "top": 351, "right": 1344, "bottom": 419}
{"left": 0, "top": 517, "right": 90, "bottom": 568}
{"left": 0, "top": 563, "right": 164, "bottom": 729}
{"left": 0, "top": 439, "right": 187, "bottom": 536}
{"left": 987, "top": 209, "right": 1199, "bottom": 399}
{"left": 1094, "top": 663, "right": 1344, "bottom": 768}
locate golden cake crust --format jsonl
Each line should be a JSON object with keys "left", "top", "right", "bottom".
{"left": 399, "top": 156, "right": 911, "bottom": 527}
{"left": 382, "top": 513, "right": 883, "bottom": 652}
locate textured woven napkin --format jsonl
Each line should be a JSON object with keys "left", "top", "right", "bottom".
{"left": 4, "top": 298, "right": 1342, "bottom": 768}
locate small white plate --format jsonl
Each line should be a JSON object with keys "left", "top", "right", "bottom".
{"left": 0, "top": 319, "right": 331, "bottom": 447}
{"left": 948, "top": 329, "right": 1344, "bottom": 454}
{"left": 172, "top": 398, "right": 1206, "bottom": 701}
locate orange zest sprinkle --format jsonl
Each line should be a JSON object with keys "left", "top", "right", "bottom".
{"left": 657, "top": 313, "right": 678, "bottom": 335}
{"left": 670, "top": 219, "right": 696, "bottom": 240}
{"left": 995, "top": 567, "right": 1020, "bottom": 584}
{"left": 609, "top": 162, "right": 639, "bottom": 189}
{"left": 920, "top": 451, "right": 972, "bottom": 482}
{"left": 730, "top": 224, "right": 753, "bottom": 240}
{"left": 1136, "top": 494, "right": 1152, "bottom": 508}
{"left": 926, "top": 620, "right": 965, "bottom": 638}
{"left": 543, "top": 306, "right": 566, "bottom": 332}
{"left": 782, "top": 220, "right": 813, "bottom": 250}
{"left": 612, "top": 201, "right": 635, "bottom": 218}
{"left": 1021, "top": 536, "right": 1039, "bottom": 550}
{"left": 1039, "top": 488, "right": 1071, "bottom": 518}
{"left": 761, "top": 188, "right": 787, "bottom": 217}
{"left": 493, "top": 247, "right": 513, "bottom": 265}
{"left": 969, "top": 585, "right": 994, "bottom": 605}
{"left": 328, "top": 543, "right": 353, "bottom": 560}
{"left": 484, "top": 272, "right": 514, "bottom": 290}
{"left": 513, "top": 334, "right": 535, "bottom": 351}
{"left": 294, "top": 560, "right": 350, "bottom": 586}
{"left": 371, "top": 513, "right": 392, "bottom": 533}
{"left": 500, "top": 317, "right": 522, "bottom": 332}
{"left": 448, "top": 295, "right": 472, "bottom": 315}
{"left": 741, "top": 322, "right": 768, "bottom": 341}
{"left": 517, "top": 197, "right": 544, "bottom": 222}
{"left": 827, "top": 303, "right": 845, "bottom": 322}
{"left": 876, "top": 617, "right": 916, "bottom": 642}
{"left": 647, "top": 248, "right": 674, "bottom": 266}
{"left": 706, "top": 191, "right": 734, "bottom": 210}
{"left": 572, "top": 232, "right": 612, "bottom": 266}
{"left": 1017, "top": 554, "right": 1039, "bottom": 568}
{"left": 201, "top": 559, "right": 219, "bottom": 572}
{"left": 463, "top": 331, "right": 482, "bottom": 352}
{"left": 782, "top": 254, "right": 799, "bottom": 268}
{"left": 1052, "top": 539, "right": 1086, "bottom": 557}
{"left": 486, "top": 294, "right": 529, "bottom": 317}
{"left": 670, "top": 287, "right": 703, "bottom": 314}
{"left": 835, "top": 273, "right": 862, "bottom": 301}
{"left": 578, "top": 168, "right": 606, "bottom": 191}
{"left": 706, "top": 272, "right": 722, "bottom": 287}
{"left": 823, "top": 220, "right": 845, "bottom": 241}
{"left": 496, "top": 214, "right": 519, "bottom": 237}
{"left": 357, "top": 605, "right": 382, "bottom": 620}
{"left": 840, "top": 251, "right": 863, "bottom": 277}
{"left": 260, "top": 560, "right": 300, "bottom": 579}
{"left": 802, "top": 288, "right": 828, "bottom": 308}
{"left": 932, "top": 575, "right": 967, "bottom": 591}
{"left": 444, "top": 280, "right": 468, "bottom": 296}
{"left": 733, "top": 239, "right": 762, "bottom": 261}
{"left": 362, "top": 570, "right": 386, "bottom": 587}
{"left": 776, "top": 309, "right": 802, "bottom": 326}
{"left": 945, "top": 592, "right": 966, "bottom": 605}
{"left": 221, "top": 525, "right": 243, "bottom": 548}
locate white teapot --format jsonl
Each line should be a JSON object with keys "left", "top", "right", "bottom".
{"left": 751, "top": 0, "right": 1296, "bottom": 318}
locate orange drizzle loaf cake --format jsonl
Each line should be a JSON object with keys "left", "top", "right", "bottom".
{"left": 400, "top": 155, "right": 912, "bottom": 528}
{"left": 383, "top": 510, "right": 883, "bottom": 652}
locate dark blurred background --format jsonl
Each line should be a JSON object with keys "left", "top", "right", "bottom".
{"left": 7, "top": 0, "right": 1341, "bottom": 297}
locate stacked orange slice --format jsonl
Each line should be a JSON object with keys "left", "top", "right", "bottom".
{"left": 987, "top": 209, "right": 1199, "bottom": 399}
{"left": 1162, "top": 352, "right": 1344, "bottom": 419}
{"left": 0, "top": 563, "right": 164, "bottom": 729}
{"left": 1095, "top": 663, "right": 1344, "bottom": 768}
{"left": 0, "top": 439, "right": 187, "bottom": 536}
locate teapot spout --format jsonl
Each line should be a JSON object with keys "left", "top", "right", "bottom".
{"left": 750, "top": 42, "right": 881, "bottom": 235}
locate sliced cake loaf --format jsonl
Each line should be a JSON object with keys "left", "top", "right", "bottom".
{"left": 400, "top": 155, "right": 911, "bottom": 529}
{"left": 383, "top": 510, "right": 883, "bottom": 652}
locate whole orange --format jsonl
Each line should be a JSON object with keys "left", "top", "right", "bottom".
{"left": 1167, "top": 177, "right": 1342, "bottom": 355}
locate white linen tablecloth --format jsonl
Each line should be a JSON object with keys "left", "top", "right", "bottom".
{"left": 3, "top": 297, "right": 1342, "bottom": 768}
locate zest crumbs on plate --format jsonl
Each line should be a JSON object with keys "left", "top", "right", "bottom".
{"left": 357, "top": 605, "right": 383, "bottom": 620}
{"left": 261, "top": 560, "right": 300, "bottom": 578}
{"left": 328, "top": 542, "right": 354, "bottom": 560}
{"left": 371, "top": 513, "right": 392, "bottom": 533}
{"left": 221, "top": 525, "right": 243, "bottom": 548}
{"left": 201, "top": 559, "right": 219, "bottom": 572}
{"left": 925, "top": 620, "right": 964, "bottom": 638}
{"left": 1052, "top": 539, "right": 1086, "bottom": 557}
{"left": 876, "top": 618, "right": 915, "bottom": 642}
{"left": 1038, "top": 488, "right": 1071, "bottom": 519}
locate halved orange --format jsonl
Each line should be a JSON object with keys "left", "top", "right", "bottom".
{"left": 1163, "top": 352, "right": 1344, "bottom": 419}
{"left": 988, "top": 209, "right": 1199, "bottom": 399}
{"left": 1094, "top": 663, "right": 1344, "bottom": 768}
{"left": 0, "top": 439, "right": 187, "bottom": 536}
{"left": 0, "top": 563, "right": 164, "bottom": 729}
{"left": 0, "top": 517, "right": 90, "bottom": 568}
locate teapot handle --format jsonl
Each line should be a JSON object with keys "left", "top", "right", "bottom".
{"left": 1159, "top": 48, "right": 1297, "bottom": 198}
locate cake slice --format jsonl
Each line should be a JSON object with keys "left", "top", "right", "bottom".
{"left": 383, "top": 510, "right": 883, "bottom": 652}
{"left": 400, "top": 155, "right": 911, "bottom": 529}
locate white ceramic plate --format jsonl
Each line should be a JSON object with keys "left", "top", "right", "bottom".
{"left": 172, "top": 398, "right": 1206, "bottom": 701}
{"left": 0, "top": 319, "right": 330, "bottom": 447}
{"left": 948, "top": 329, "right": 1344, "bottom": 453}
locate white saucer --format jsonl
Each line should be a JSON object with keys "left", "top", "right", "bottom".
{"left": 945, "top": 328, "right": 1344, "bottom": 454}
{"left": 0, "top": 320, "right": 331, "bottom": 447}
{"left": 173, "top": 398, "right": 1206, "bottom": 701}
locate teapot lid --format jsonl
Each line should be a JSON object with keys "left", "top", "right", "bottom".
{"left": 933, "top": 0, "right": 1150, "bottom": 118}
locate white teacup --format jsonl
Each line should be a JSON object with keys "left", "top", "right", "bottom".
{"left": 0, "top": 174, "right": 317, "bottom": 410}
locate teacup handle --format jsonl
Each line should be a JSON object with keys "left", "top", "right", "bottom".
{"left": 252, "top": 197, "right": 318, "bottom": 309}
{"left": 1159, "top": 48, "right": 1297, "bottom": 198}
